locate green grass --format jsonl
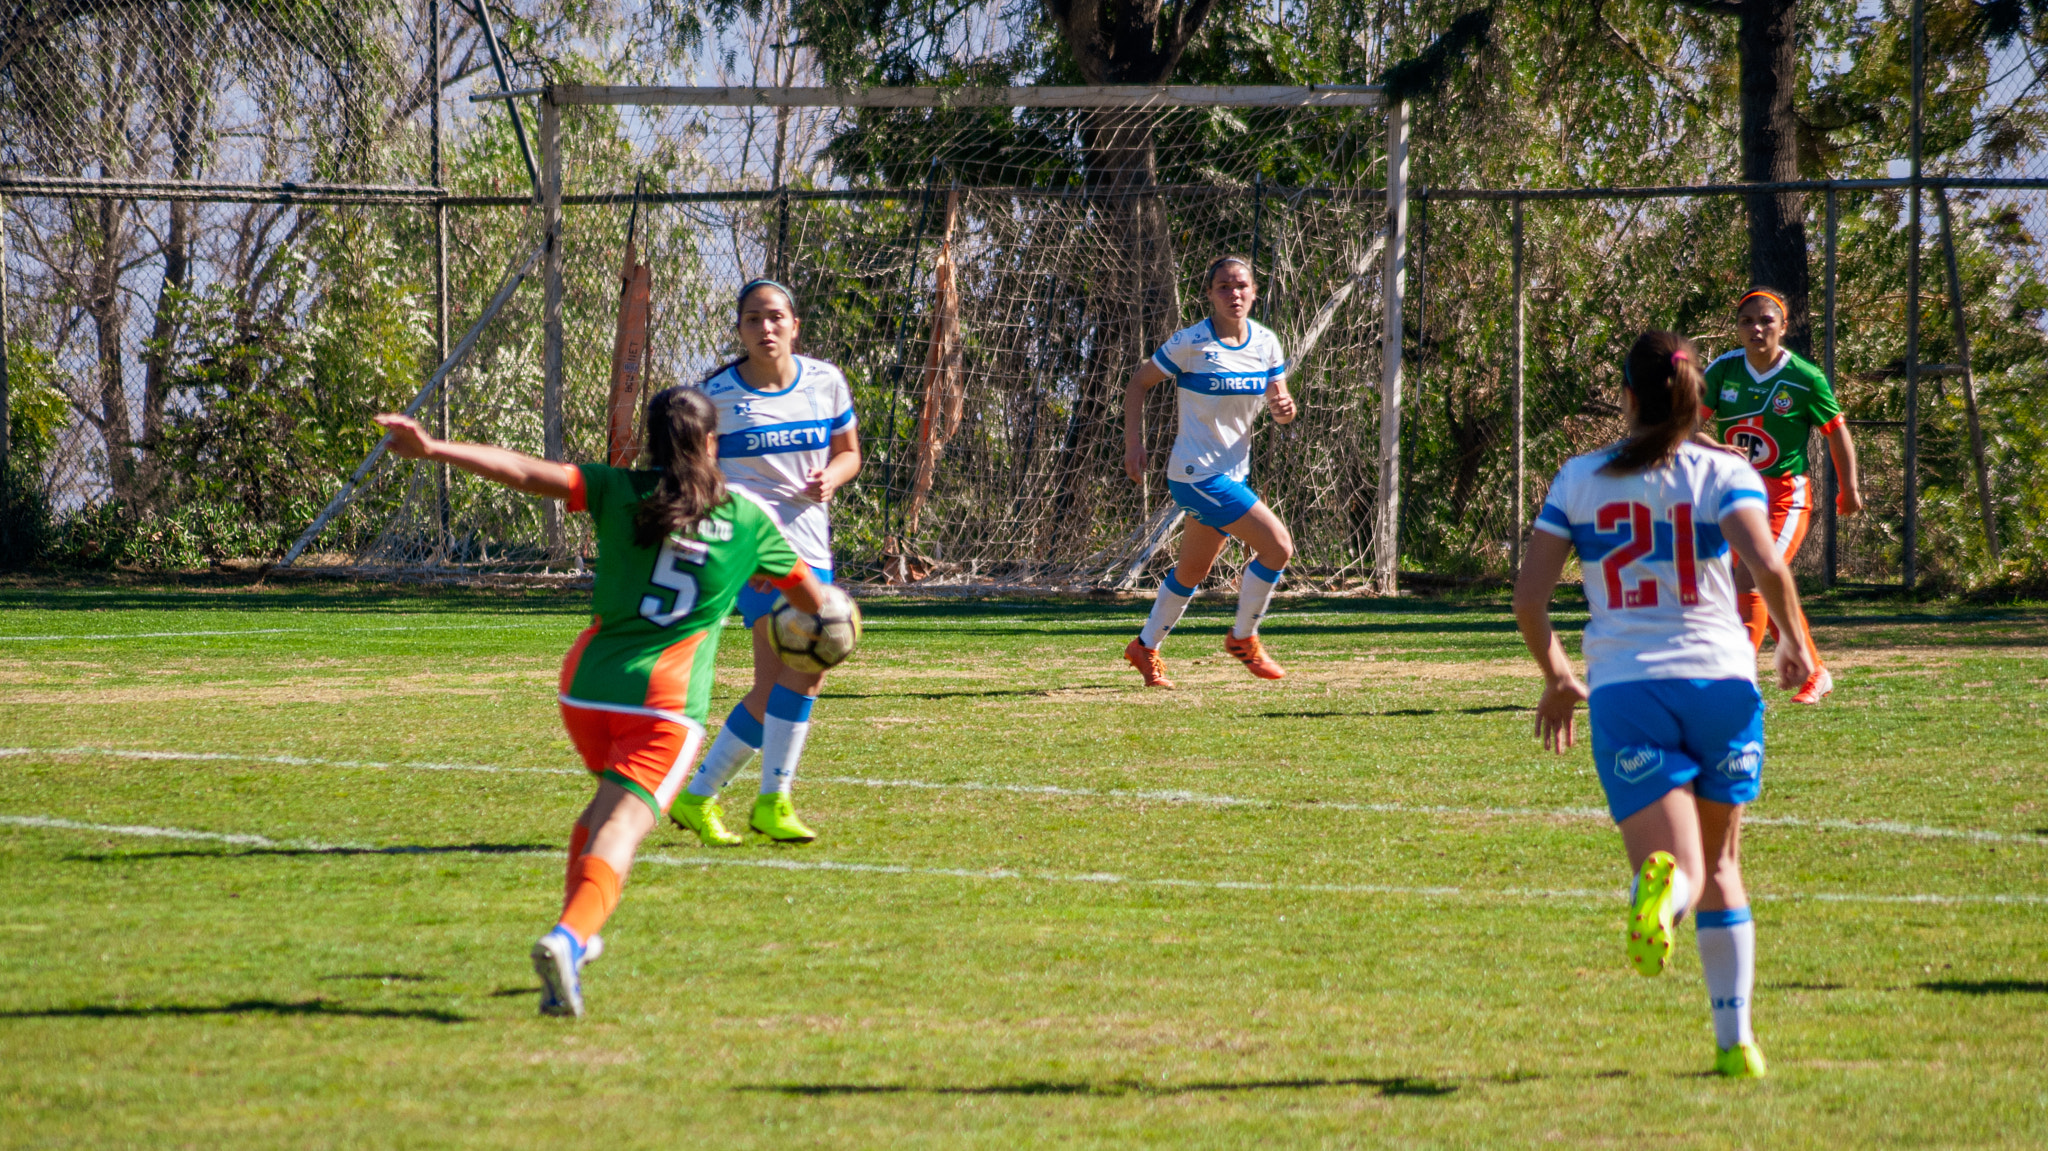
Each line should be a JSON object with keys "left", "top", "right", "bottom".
{"left": 1, "top": 579, "right": 2044, "bottom": 1148}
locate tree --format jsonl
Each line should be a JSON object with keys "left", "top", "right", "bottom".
{"left": 1678, "top": 0, "right": 1812, "bottom": 352}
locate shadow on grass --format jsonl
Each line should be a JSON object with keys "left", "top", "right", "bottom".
{"left": 0, "top": 998, "right": 468, "bottom": 1023}
{"left": 65, "top": 842, "right": 555, "bottom": 863}
{"left": 1919, "top": 979, "right": 2048, "bottom": 995}
{"left": 320, "top": 972, "right": 435, "bottom": 983}
{"left": 738, "top": 1075, "right": 1457, "bottom": 1098}
{"left": 490, "top": 986, "right": 543, "bottom": 998}
{"left": 1259, "top": 705, "right": 1528, "bottom": 719}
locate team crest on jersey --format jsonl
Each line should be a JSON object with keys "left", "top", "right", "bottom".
{"left": 1612, "top": 745, "right": 1665, "bottom": 783}
{"left": 1721, "top": 387, "right": 1740, "bottom": 403}
{"left": 1714, "top": 741, "right": 1763, "bottom": 781}
{"left": 1771, "top": 392, "right": 1795, "bottom": 415}
{"left": 1726, "top": 425, "right": 1780, "bottom": 469}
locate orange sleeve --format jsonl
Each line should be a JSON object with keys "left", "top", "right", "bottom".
{"left": 766, "top": 561, "right": 808, "bottom": 591}
{"left": 564, "top": 466, "right": 589, "bottom": 513}
{"left": 1699, "top": 404, "right": 1716, "bottom": 423}
{"left": 1817, "top": 413, "right": 1847, "bottom": 436}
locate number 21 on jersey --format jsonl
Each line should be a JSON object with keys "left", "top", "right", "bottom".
{"left": 640, "top": 536, "right": 708, "bottom": 627}
{"left": 1595, "top": 501, "right": 1699, "bottom": 610}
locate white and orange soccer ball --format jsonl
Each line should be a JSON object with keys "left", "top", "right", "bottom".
{"left": 767, "top": 585, "right": 863, "bottom": 674}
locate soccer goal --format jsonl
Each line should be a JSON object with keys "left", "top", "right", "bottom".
{"left": 288, "top": 84, "right": 1412, "bottom": 593}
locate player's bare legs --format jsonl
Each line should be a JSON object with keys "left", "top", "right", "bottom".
{"left": 738, "top": 619, "right": 824, "bottom": 841}
{"left": 1217, "top": 502, "right": 1293, "bottom": 678}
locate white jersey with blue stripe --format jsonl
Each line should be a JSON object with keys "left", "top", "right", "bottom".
{"left": 1149, "top": 318, "right": 1287, "bottom": 483}
{"left": 695, "top": 355, "right": 856, "bottom": 569}
{"left": 1533, "top": 442, "right": 1768, "bottom": 690}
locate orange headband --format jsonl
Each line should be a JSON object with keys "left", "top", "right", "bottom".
{"left": 1737, "top": 289, "right": 1787, "bottom": 317}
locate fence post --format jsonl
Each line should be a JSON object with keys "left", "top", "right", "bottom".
{"left": 1250, "top": 172, "right": 1264, "bottom": 319}
{"left": 1936, "top": 187, "right": 2000, "bottom": 563}
{"left": 0, "top": 192, "right": 10, "bottom": 478}
{"left": 430, "top": 0, "right": 450, "bottom": 555}
{"left": 1822, "top": 186, "right": 1838, "bottom": 586}
{"left": 1904, "top": 0, "right": 1924, "bottom": 590}
{"left": 541, "top": 86, "right": 565, "bottom": 555}
{"left": 1376, "top": 99, "right": 1409, "bottom": 596}
{"left": 1510, "top": 197, "right": 1525, "bottom": 574}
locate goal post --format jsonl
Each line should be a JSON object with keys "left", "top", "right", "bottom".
{"left": 295, "top": 84, "right": 1407, "bottom": 591}
{"left": 530, "top": 85, "right": 1406, "bottom": 592}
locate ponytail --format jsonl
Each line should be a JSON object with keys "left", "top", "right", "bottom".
{"left": 1604, "top": 330, "right": 1703, "bottom": 475}
{"left": 632, "top": 386, "right": 729, "bottom": 548}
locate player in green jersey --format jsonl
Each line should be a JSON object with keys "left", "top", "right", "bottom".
{"left": 1701, "top": 288, "right": 1865, "bottom": 704}
{"left": 373, "top": 386, "right": 827, "bottom": 1018}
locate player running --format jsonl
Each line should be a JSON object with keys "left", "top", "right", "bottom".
{"left": 1514, "top": 331, "right": 1815, "bottom": 1079}
{"left": 670, "top": 279, "right": 862, "bottom": 847}
{"left": 372, "top": 388, "right": 826, "bottom": 1018}
{"left": 1120, "top": 254, "right": 1298, "bottom": 688}
{"left": 1703, "top": 288, "right": 1862, "bottom": 704}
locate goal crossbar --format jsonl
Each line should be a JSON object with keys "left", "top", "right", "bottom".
{"left": 478, "top": 84, "right": 1384, "bottom": 109}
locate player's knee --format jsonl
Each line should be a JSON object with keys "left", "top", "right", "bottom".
{"left": 1262, "top": 534, "right": 1294, "bottom": 570}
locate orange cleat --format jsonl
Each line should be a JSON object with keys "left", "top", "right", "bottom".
{"left": 1790, "top": 666, "right": 1834, "bottom": 705}
{"left": 1124, "top": 637, "right": 1176, "bottom": 689}
{"left": 1223, "top": 633, "right": 1286, "bottom": 680}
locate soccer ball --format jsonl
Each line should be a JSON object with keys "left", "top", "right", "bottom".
{"left": 767, "top": 585, "right": 863, "bottom": 674}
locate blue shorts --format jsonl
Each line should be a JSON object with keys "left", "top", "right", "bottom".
{"left": 737, "top": 564, "right": 833, "bottom": 627}
{"left": 1168, "top": 474, "right": 1261, "bottom": 531}
{"left": 1589, "top": 679, "right": 1765, "bottom": 823}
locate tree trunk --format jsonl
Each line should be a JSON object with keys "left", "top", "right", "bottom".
{"left": 1738, "top": 0, "right": 1810, "bottom": 353}
{"left": 88, "top": 197, "right": 138, "bottom": 505}
{"left": 140, "top": 14, "right": 205, "bottom": 506}
{"left": 1039, "top": 0, "right": 1220, "bottom": 548}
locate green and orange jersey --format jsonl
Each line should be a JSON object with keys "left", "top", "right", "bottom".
{"left": 559, "top": 464, "right": 804, "bottom": 727}
{"left": 1700, "top": 348, "right": 1845, "bottom": 478}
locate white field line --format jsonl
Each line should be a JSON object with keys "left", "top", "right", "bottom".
{"left": 0, "top": 620, "right": 579, "bottom": 643}
{"left": 3, "top": 813, "right": 2044, "bottom": 908}
{"left": 3, "top": 745, "right": 2043, "bottom": 847}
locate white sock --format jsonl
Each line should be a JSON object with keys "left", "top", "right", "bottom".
{"left": 1139, "top": 573, "right": 1196, "bottom": 649}
{"left": 760, "top": 684, "right": 815, "bottom": 796}
{"left": 1696, "top": 908, "right": 1756, "bottom": 1049}
{"left": 685, "top": 704, "right": 762, "bottom": 798}
{"left": 1231, "top": 559, "right": 1285, "bottom": 639}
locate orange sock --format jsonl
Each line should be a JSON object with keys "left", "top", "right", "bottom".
{"left": 564, "top": 825, "right": 590, "bottom": 908}
{"left": 558, "top": 856, "right": 621, "bottom": 946}
{"left": 1738, "top": 590, "right": 1769, "bottom": 650}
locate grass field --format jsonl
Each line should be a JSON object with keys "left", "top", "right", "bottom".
{"left": 1, "top": 578, "right": 2044, "bottom": 1148}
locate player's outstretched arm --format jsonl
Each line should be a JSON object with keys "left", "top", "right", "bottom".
{"left": 1721, "top": 504, "right": 1816, "bottom": 690}
{"left": 1513, "top": 530, "right": 1590, "bottom": 753}
{"left": 1121, "top": 360, "right": 1170, "bottom": 484}
{"left": 373, "top": 414, "right": 577, "bottom": 500}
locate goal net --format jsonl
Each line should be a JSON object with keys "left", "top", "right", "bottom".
{"left": 312, "top": 86, "right": 1399, "bottom": 591}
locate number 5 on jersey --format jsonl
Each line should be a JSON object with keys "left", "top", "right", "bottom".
{"left": 640, "top": 536, "right": 708, "bottom": 626}
{"left": 1596, "top": 501, "right": 1700, "bottom": 610}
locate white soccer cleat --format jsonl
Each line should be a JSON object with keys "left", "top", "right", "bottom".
{"left": 532, "top": 926, "right": 585, "bottom": 1017}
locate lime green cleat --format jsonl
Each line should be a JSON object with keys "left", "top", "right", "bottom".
{"left": 750, "top": 793, "right": 817, "bottom": 844}
{"left": 1714, "top": 1041, "right": 1768, "bottom": 1079}
{"left": 670, "top": 794, "right": 743, "bottom": 847}
{"left": 1628, "top": 850, "right": 1681, "bottom": 977}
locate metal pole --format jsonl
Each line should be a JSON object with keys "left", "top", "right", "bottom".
{"left": 0, "top": 193, "right": 11, "bottom": 478}
{"left": 1904, "top": 0, "right": 1924, "bottom": 590}
{"left": 280, "top": 242, "right": 546, "bottom": 567}
{"left": 469, "top": 0, "right": 540, "bottom": 200}
{"left": 1376, "top": 99, "right": 1409, "bottom": 596}
{"left": 1250, "top": 172, "right": 1264, "bottom": 319}
{"left": 1936, "top": 188, "right": 2000, "bottom": 563}
{"left": 1822, "top": 186, "right": 1838, "bottom": 586}
{"left": 431, "top": 0, "right": 451, "bottom": 554}
{"left": 773, "top": 187, "right": 790, "bottom": 282}
{"left": 1510, "top": 197, "right": 1525, "bottom": 573}
{"left": 541, "top": 87, "right": 565, "bottom": 555}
